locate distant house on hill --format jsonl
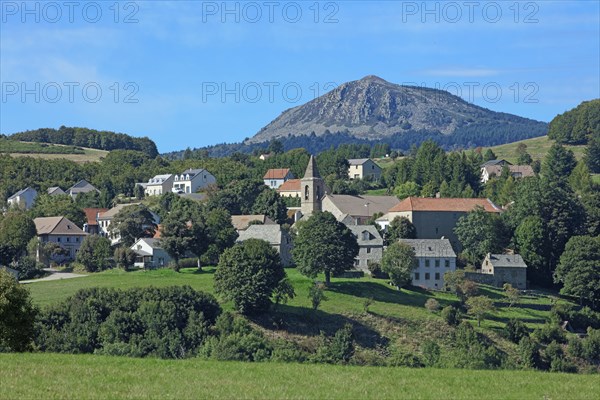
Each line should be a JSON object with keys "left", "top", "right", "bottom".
{"left": 347, "top": 158, "right": 382, "bottom": 181}
{"left": 172, "top": 169, "right": 216, "bottom": 194}
{"left": 377, "top": 197, "right": 502, "bottom": 251}
{"left": 236, "top": 224, "right": 293, "bottom": 266}
{"left": 347, "top": 225, "right": 383, "bottom": 273}
{"left": 263, "top": 168, "right": 294, "bottom": 189}
{"left": 481, "top": 165, "right": 535, "bottom": 183}
{"left": 400, "top": 238, "right": 457, "bottom": 290}
{"left": 7, "top": 187, "right": 37, "bottom": 210}
{"left": 67, "top": 180, "right": 99, "bottom": 199}
{"left": 481, "top": 159, "right": 511, "bottom": 168}
{"left": 33, "top": 216, "right": 87, "bottom": 262}
{"left": 47, "top": 187, "right": 66, "bottom": 196}
{"left": 231, "top": 215, "right": 276, "bottom": 231}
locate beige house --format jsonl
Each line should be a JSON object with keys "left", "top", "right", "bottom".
{"left": 277, "top": 179, "right": 301, "bottom": 198}
{"left": 34, "top": 216, "right": 87, "bottom": 262}
{"left": 322, "top": 194, "right": 400, "bottom": 225}
{"left": 348, "top": 158, "right": 382, "bottom": 181}
{"left": 377, "top": 197, "right": 502, "bottom": 251}
{"left": 236, "top": 224, "right": 293, "bottom": 266}
{"left": 400, "top": 238, "right": 457, "bottom": 290}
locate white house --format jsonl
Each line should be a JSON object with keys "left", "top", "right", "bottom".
{"left": 263, "top": 168, "right": 294, "bottom": 189}
{"left": 172, "top": 169, "right": 216, "bottom": 194}
{"left": 399, "top": 238, "right": 457, "bottom": 290}
{"left": 347, "top": 158, "right": 382, "bottom": 181}
{"left": 130, "top": 238, "right": 172, "bottom": 269}
{"left": 144, "top": 174, "right": 174, "bottom": 196}
{"left": 98, "top": 203, "right": 160, "bottom": 245}
{"left": 7, "top": 187, "right": 38, "bottom": 210}
{"left": 33, "top": 216, "right": 87, "bottom": 262}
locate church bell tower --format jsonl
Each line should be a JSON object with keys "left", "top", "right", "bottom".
{"left": 301, "top": 155, "right": 325, "bottom": 216}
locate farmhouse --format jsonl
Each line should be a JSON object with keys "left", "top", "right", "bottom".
{"left": 7, "top": 187, "right": 38, "bottom": 210}
{"left": 400, "top": 238, "right": 457, "bottom": 290}
{"left": 34, "top": 216, "right": 87, "bottom": 262}
{"left": 467, "top": 253, "right": 528, "bottom": 289}
{"left": 263, "top": 168, "right": 294, "bottom": 189}
{"left": 236, "top": 224, "right": 293, "bottom": 266}
{"left": 481, "top": 165, "right": 535, "bottom": 183}
{"left": 347, "top": 158, "right": 382, "bottom": 181}
{"left": 376, "top": 197, "right": 502, "bottom": 251}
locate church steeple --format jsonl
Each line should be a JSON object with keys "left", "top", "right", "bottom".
{"left": 301, "top": 155, "right": 325, "bottom": 216}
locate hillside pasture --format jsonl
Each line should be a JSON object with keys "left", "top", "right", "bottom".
{"left": 483, "top": 135, "right": 586, "bottom": 163}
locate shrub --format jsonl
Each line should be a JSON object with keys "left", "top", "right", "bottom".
{"left": 312, "top": 324, "right": 354, "bottom": 364}
{"left": 421, "top": 340, "right": 441, "bottom": 367}
{"left": 545, "top": 341, "right": 577, "bottom": 373}
{"left": 567, "top": 336, "right": 584, "bottom": 359}
{"left": 12, "top": 256, "right": 44, "bottom": 280}
{"left": 76, "top": 235, "right": 112, "bottom": 272}
{"left": 363, "top": 297, "right": 374, "bottom": 314}
{"left": 441, "top": 305, "right": 461, "bottom": 326}
{"left": 178, "top": 258, "right": 200, "bottom": 269}
{"left": 113, "top": 247, "right": 136, "bottom": 271}
{"left": 367, "top": 261, "right": 387, "bottom": 279}
{"left": 425, "top": 298, "right": 440, "bottom": 313}
{"left": 532, "top": 323, "right": 567, "bottom": 345}
{"left": 504, "top": 319, "right": 529, "bottom": 343}
{"left": 582, "top": 327, "right": 600, "bottom": 362}
{"left": 0, "top": 270, "right": 37, "bottom": 351}
{"left": 308, "top": 281, "right": 327, "bottom": 311}
{"left": 449, "top": 322, "right": 504, "bottom": 369}
{"left": 34, "top": 286, "right": 221, "bottom": 359}
{"left": 270, "top": 340, "right": 308, "bottom": 363}
{"left": 517, "top": 336, "right": 541, "bottom": 369}
{"left": 388, "top": 348, "right": 423, "bottom": 367}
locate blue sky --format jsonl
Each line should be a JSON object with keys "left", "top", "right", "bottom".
{"left": 1, "top": 1, "right": 599, "bottom": 152}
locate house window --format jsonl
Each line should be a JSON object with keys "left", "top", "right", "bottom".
{"left": 414, "top": 273, "right": 420, "bottom": 280}
{"left": 445, "top": 260, "right": 450, "bottom": 268}
{"left": 366, "top": 247, "right": 371, "bottom": 254}
{"left": 57, "top": 237, "right": 61, "bottom": 242}
{"left": 425, "top": 273, "right": 430, "bottom": 280}
{"left": 76, "top": 237, "right": 79, "bottom": 243}
{"left": 435, "top": 273, "right": 440, "bottom": 280}
{"left": 354, "top": 174, "right": 359, "bottom": 179}
{"left": 425, "top": 259, "right": 430, "bottom": 267}
{"left": 435, "top": 227, "right": 439, "bottom": 234}
{"left": 435, "top": 259, "right": 440, "bottom": 267}
{"left": 304, "top": 185, "right": 309, "bottom": 200}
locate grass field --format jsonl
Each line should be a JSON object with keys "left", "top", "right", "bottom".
{"left": 483, "top": 135, "right": 586, "bottom": 163}
{"left": 1, "top": 353, "right": 598, "bottom": 399}
{"left": 0, "top": 139, "right": 108, "bottom": 163}
{"left": 25, "top": 267, "right": 569, "bottom": 331}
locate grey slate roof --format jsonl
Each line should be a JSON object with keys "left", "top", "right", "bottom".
{"left": 68, "top": 179, "right": 98, "bottom": 194}
{"left": 236, "top": 224, "right": 284, "bottom": 245}
{"left": 347, "top": 225, "right": 383, "bottom": 246}
{"left": 487, "top": 254, "right": 527, "bottom": 268}
{"left": 348, "top": 158, "right": 371, "bottom": 165}
{"left": 481, "top": 159, "right": 512, "bottom": 168}
{"left": 399, "top": 239, "right": 456, "bottom": 258}
{"left": 325, "top": 194, "right": 400, "bottom": 217}
{"left": 47, "top": 187, "right": 65, "bottom": 196}
{"left": 8, "top": 187, "right": 35, "bottom": 200}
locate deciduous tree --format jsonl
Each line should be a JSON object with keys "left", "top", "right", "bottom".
{"left": 381, "top": 242, "right": 417, "bottom": 288}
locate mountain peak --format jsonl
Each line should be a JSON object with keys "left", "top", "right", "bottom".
{"left": 358, "top": 75, "right": 388, "bottom": 84}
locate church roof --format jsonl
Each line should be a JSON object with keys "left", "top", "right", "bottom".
{"left": 303, "top": 155, "right": 321, "bottom": 179}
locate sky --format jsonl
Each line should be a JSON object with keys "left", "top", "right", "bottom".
{"left": 1, "top": 1, "right": 599, "bottom": 153}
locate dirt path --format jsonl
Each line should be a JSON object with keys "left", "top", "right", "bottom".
{"left": 20, "top": 268, "right": 88, "bottom": 284}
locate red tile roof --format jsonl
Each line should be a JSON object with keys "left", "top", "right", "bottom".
{"left": 388, "top": 197, "right": 502, "bottom": 213}
{"left": 83, "top": 208, "right": 108, "bottom": 226}
{"left": 277, "top": 179, "right": 301, "bottom": 192}
{"left": 263, "top": 168, "right": 291, "bottom": 180}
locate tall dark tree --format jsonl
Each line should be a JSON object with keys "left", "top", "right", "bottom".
{"left": 542, "top": 143, "right": 577, "bottom": 184}
{"left": 0, "top": 269, "right": 37, "bottom": 352}
{"left": 252, "top": 189, "right": 288, "bottom": 224}
{"left": 76, "top": 235, "right": 112, "bottom": 272}
{"left": 454, "top": 206, "right": 509, "bottom": 266}
{"left": 0, "top": 212, "right": 37, "bottom": 263}
{"left": 585, "top": 136, "right": 600, "bottom": 173}
{"left": 386, "top": 216, "right": 417, "bottom": 243}
{"left": 292, "top": 211, "right": 359, "bottom": 285}
{"left": 214, "top": 239, "right": 286, "bottom": 314}
{"left": 554, "top": 236, "right": 600, "bottom": 308}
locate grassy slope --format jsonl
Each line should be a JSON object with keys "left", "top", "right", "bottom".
{"left": 483, "top": 135, "right": 586, "bottom": 163}
{"left": 26, "top": 268, "right": 570, "bottom": 330}
{"left": 0, "top": 139, "right": 108, "bottom": 163}
{"left": 2, "top": 353, "right": 598, "bottom": 400}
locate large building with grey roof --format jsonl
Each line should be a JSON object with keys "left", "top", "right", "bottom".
{"left": 400, "top": 238, "right": 457, "bottom": 290}
{"left": 347, "top": 225, "right": 383, "bottom": 273}
{"left": 236, "top": 224, "right": 293, "bottom": 266}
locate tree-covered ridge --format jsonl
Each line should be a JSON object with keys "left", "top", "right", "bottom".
{"left": 168, "top": 120, "right": 547, "bottom": 159}
{"left": 6, "top": 126, "right": 158, "bottom": 158}
{"left": 548, "top": 99, "right": 600, "bottom": 145}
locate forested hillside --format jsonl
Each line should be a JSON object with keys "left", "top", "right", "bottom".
{"left": 5, "top": 126, "right": 158, "bottom": 158}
